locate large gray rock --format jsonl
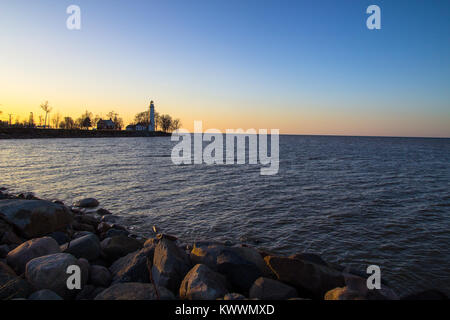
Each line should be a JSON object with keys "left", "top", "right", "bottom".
{"left": 264, "top": 256, "right": 345, "bottom": 299}
{"left": 152, "top": 238, "right": 191, "bottom": 293}
{"left": 94, "top": 282, "right": 175, "bottom": 300}
{"left": 191, "top": 242, "right": 268, "bottom": 293}
{"left": 249, "top": 277, "right": 298, "bottom": 300}
{"left": 6, "top": 237, "right": 60, "bottom": 274}
{"left": 0, "top": 261, "right": 32, "bottom": 299}
{"left": 61, "top": 233, "right": 101, "bottom": 261}
{"left": 89, "top": 265, "right": 111, "bottom": 287}
{"left": 0, "top": 199, "right": 73, "bottom": 238}
{"left": 73, "top": 198, "right": 99, "bottom": 208}
{"left": 180, "top": 264, "right": 229, "bottom": 300}
{"left": 29, "top": 289, "right": 63, "bottom": 300}
{"left": 25, "top": 253, "right": 79, "bottom": 299}
{"left": 109, "top": 246, "right": 154, "bottom": 284}
{"left": 101, "top": 236, "right": 142, "bottom": 261}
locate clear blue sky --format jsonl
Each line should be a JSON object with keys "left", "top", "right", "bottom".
{"left": 1, "top": 0, "right": 449, "bottom": 136}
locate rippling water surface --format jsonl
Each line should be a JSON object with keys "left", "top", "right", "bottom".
{"left": 1, "top": 135, "right": 449, "bottom": 295}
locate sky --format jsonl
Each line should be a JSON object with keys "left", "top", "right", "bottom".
{"left": 0, "top": 0, "right": 449, "bottom": 137}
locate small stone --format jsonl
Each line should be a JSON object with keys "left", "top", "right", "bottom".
{"left": 97, "top": 208, "right": 112, "bottom": 215}
{"left": 73, "top": 198, "right": 99, "bottom": 208}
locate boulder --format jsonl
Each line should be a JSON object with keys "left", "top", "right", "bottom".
{"left": 6, "top": 236, "right": 60, "bottom": 274}
{"left": 61, "top": 233, "right": 101, "bottom": 261}
{"left": 101, "top": 236, "right": 143, "bottom": 261}
{"left": 180, "top": 264, "right": 229, "bottom": 300}
{"left": 264, "top": 256, "right": 345, "bottom": 299}
{"left": 109, "top": 246, "right": 154, "bottom": 284}
{"left": 0, "top": 199, "right": 72, "bottom": 238}
{"left": 28, "top": 289, "right": 63, "bottom": 300}
{"left": 94, "top": 282, "right": 175, "bottom": 300}
{"left": 25, "top": 253, "right": 78, "bottom": 299}
{"left": 191, "top": 242, "right": 268, "bottom": 293}
{"left": 73, "top": 198, "right": 99, "bottom": 208}
{"left": 89, "top": 265, "right": 111, "bottom": 287}
{"left": 249, "top": 277, "right": 298, "bottom": 300}
{"left": 0, "top": 261, "right": 32, "bottom": 299}
{"left": 152, "top": 237, "right": 191, "bottom": 293}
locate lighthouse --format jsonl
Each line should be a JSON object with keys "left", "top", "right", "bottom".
{"left": 149, "top": 100, "right": 155, "bottom": 131}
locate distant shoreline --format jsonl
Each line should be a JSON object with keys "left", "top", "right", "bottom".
{"left": 0, "top": 128, "right": 171, "bottom": 139}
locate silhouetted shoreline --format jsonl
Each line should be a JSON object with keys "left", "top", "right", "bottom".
{"left": 0, "top": 128, "right": 171, "bottom": 139}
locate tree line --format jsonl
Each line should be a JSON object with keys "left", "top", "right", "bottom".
{"left": 133, "top": 111, "right": 181, "bottom": 132}
{"left": 1, "top": 101, "right": 182, "bottom": 132}
{"left": 0, "top": 101, "right": 124, "bottom": 130}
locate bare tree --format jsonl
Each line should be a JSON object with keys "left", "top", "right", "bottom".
{"left": 60, "top": 116, "right": 75, "bottom": 129}
{"left": 171, "top": 118, "right": 182, "bottom": 131}
{"left": 40, "top": 101, "right": 52, "bottom": 128}
{"left": 159, "top": 114, "right": 173, "bottom": 133}
{"left": 51, "top": 112, "right": 61, "bottom": 129}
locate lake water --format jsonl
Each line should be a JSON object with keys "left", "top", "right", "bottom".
{"left": 1, "top": 135, "right": 449, "bottom": 296}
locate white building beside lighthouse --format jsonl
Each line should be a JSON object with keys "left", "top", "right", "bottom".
{"left": 149, "top": 100, "right": 155, "bottom": 132}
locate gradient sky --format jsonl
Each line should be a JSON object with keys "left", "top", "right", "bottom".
{"left": 0, "top": 0, "right": 449, "bottom": 136}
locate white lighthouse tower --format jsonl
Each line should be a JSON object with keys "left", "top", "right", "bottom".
{"left": 149, "top": 100, "right": 155, "bottom": 132}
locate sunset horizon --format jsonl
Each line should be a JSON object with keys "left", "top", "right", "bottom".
{"left": 1, "top": 0, "right": 449, "bottom": 137}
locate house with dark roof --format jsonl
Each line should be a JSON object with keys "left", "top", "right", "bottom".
{"left": 97, "top": 119, "right": 115, "bottom": 130}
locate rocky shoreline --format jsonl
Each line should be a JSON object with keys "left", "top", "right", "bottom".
{"left": 0, "top": 188, "right": 447, "bottom": 300}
